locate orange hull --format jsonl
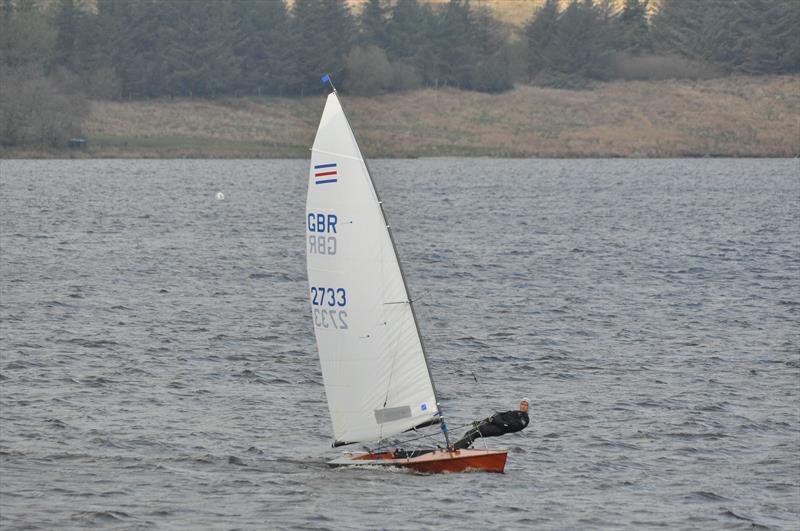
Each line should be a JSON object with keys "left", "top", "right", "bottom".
{"left": 330, "top": 448, "right": 507, "bottom": 473}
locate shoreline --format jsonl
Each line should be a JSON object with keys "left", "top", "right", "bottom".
{"left": 3, "top": 75, "right": 798, "bottom": 160}
{"left": 3, "top": 153, "right": 797, "bottom": 160}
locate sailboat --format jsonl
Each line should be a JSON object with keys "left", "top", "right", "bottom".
{"left": 305, "top": 76, "right": 507, "bottom": 473}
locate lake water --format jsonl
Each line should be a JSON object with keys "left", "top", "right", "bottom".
{"left": 1, "top": 159, "right": 798, "bottom": 530}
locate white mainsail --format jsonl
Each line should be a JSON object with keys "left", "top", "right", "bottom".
{"left": 306, "top": 91, "right": 439, "bottom": 447}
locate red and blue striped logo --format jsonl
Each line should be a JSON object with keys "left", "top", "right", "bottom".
{"left": 314, "top": 163, "right": 337, "bottom": 185}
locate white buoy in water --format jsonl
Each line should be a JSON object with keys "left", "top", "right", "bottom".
{"left": 215, "top": 191, "right": 225, "bottom": 200}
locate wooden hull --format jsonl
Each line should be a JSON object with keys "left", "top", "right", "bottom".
{"left": 328, "top": 448, "right": 507, "bottom": 473}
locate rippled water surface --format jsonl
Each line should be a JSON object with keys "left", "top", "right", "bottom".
{"left": 1, "top": 159, "right": 798, "bottom": 530}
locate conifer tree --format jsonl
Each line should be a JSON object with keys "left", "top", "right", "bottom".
{"left": 112, "top": 0, "right": 161, "bottom": 97}
{"left": 161, "top": 0, "right": 240, "bottom": 97}
{"left": 291, "top": 0, "right": 353, "bottom": 94}
{"left": 652, "top": 0, "right": 799, "bottom": 74}
{"left": 524, "top": 0, "right": 614, "bottom": 87}
{"left": 616, "top": 0, "right": 651, "bottom": 53}
{"left": 773, "top": 0, "right": 800, "bottom": 72}
{"left": 232, "top": 0, "right": 294, "bottom": 95}
{"left": 1, "top": 0, "right": 12, "bottom": 19}
{"left": 68, "top": 0, "right": 120, "bottom": 98}
{"left": 52, "top": 0, "right": 84, "bottom": 71}
{"left": 469, "top": 6, "right": 513, "bottom": 92}
{"left": 358, "top": 0, "right": 389, "bottom": 49}
{"left": 385, "top": 0, "right": 433, "bottom": 84}
{"left": 524, "top": 0, "right": 558, "bottom": 81}
{"left": 93, "top": 0, "right": 130, "bottom": 89}
{"left": 431, "top": 0, "right": 476, "bottom": 88}
{"left": 0, "top": 0, "right": 55, "bottom": 70}
{"left": 16, "top": 0, "right": 38, "bottom": 13}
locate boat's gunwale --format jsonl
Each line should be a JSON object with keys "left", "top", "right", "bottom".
{"left": 328, "top": 448, "right": 508, "bottom": 473}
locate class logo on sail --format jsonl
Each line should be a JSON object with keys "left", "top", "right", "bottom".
{"left": 314, "top": 163, "right": 338, "bottom": 185}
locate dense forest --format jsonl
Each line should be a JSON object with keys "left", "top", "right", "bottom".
{"left": 1, "top": 0, "right": 798, "bottom": 147}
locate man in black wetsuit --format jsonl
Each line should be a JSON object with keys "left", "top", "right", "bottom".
{"left": 452, "top": 398, "right": 530, "bottom": 450}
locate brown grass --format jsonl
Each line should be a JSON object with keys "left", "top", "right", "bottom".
{"left": 5, "top": 75, "right": 798, "bottom": 159}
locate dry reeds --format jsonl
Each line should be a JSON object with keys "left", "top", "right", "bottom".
{"left": 7, "top": 75, "right": 797, "bottom": 159}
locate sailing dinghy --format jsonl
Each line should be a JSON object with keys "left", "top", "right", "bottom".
{"left": 305, "top": 77, "right": 506, "bottom": 473}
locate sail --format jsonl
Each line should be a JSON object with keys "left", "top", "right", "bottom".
{"left": 306, "top": 92, "right": 439, "bottom": 446}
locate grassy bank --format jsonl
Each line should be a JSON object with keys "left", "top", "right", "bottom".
{"left": 4, "top": 75, "right": 798, "bottom": 159}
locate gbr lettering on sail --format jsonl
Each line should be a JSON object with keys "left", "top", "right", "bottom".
{"left": 307, "top": 212, "right": 337, "bottom": 255}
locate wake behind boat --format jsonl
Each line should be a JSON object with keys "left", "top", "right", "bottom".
{"left": 305, "top": 75, "right": 507, "bottom": 473}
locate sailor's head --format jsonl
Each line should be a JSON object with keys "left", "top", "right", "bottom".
{"left": 520, "top": 398, "right": 530, "bottom": 413}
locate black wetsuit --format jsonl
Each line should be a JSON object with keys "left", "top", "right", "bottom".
{"left": 453, "top": 410, "right": 529, "bottom": 450}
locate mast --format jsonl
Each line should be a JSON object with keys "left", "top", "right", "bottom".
{"left": 325, "top": 78, "right": 452, "bottom": 447}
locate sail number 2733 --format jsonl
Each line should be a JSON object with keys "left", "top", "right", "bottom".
{"left": 310, "top": 287, "right": 348, "bottom": 330}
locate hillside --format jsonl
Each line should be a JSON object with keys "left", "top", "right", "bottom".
{"left": 6, "top": 75, "right": 799, "bottom": 159}
{"left": 345, "top": 0, "right": 657, "bottom": 29}
{"left": 349, "top": 0, "right": 542, "bottom": 28}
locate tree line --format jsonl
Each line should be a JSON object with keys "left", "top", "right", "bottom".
{"left": 524, "top": 0, "right": 799, "bottom": 87}
{"left": 1, "top": 0, "right": 798, "bottom": 147}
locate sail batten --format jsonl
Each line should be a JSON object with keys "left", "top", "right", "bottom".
{"left": 310, "top": 148, "right": 364, "bottom": 162}
{"left": 306, "top": 92, "right": 438, "bottom": 445}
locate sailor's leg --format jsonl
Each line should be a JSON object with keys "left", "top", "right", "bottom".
{"left": 452, "top": 423, "right": 492, "bottom": 450}
{"left": 476, "top": 423, "right": 505, "bottom": 438}
{"left": 452, "top": 427, "right": 480, "bottom": 450}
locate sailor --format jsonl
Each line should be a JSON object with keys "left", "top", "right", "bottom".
{"left": 452, "top": 398, "right": 530, "bottom": 450}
